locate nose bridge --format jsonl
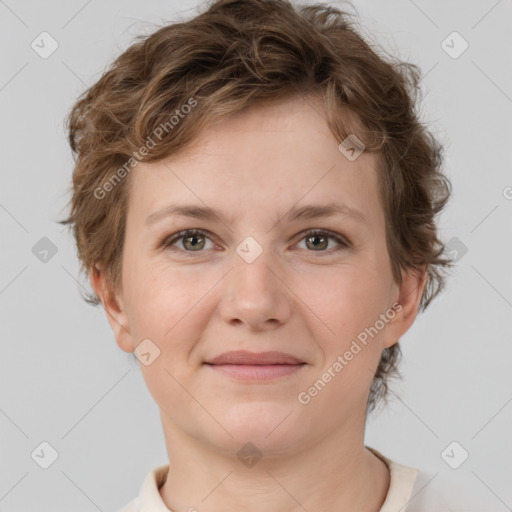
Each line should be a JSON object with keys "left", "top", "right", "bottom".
{"left": 219, "top": 232, "right": 292, "bottom": 327}
{"left": 232, "top": 232, "right": 281, "bottom": 294}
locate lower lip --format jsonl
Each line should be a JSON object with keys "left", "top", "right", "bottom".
{"left": 205, "top": 363, "right": 306, "bottom": 382}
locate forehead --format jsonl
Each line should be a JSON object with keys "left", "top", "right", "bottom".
{"left": 127, "top": 95, "right": 383, "bottom": 229}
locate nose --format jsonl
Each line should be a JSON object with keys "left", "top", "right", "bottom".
{"left": 217, "top": 240, "right": 293, "bottom": 331}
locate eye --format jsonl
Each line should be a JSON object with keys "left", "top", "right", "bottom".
{"left": 160, "top": 228, "right": 350, "bottom": 256}
{"left": 162, "top": 229, "right": 215, "bottom": 253}
{"left": 295, "top": 229, "right": 350, "bottom": 254}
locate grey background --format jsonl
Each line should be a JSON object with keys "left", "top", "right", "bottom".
{"left": 1, "top": 0, "right": 511, "bottom": 510}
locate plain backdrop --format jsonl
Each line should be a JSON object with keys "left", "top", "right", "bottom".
{"left": 1, "top": 0, "right": 511, "bottom": 510}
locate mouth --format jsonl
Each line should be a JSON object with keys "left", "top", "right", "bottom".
{"left": 203, "top": 350, "right": 307, "bottom": 382}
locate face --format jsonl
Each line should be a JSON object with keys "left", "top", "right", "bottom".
{"left": 93, "top": 94, "right": 425, "bottom": 457}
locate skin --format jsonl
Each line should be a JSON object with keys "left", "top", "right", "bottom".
{"left": 91, "top": 94, "right": 426, "bottom": 512}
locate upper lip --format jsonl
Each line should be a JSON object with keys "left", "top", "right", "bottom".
{"left": 205, "top": 350, "right": 304, "bottom": 365}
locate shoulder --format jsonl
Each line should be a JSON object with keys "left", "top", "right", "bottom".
{"left": 366, "top": 446, "right": 455, "bottom": 512}
{"left": 405, "top": 468, "right": 455, "bottom": 512}
{"left": 111, "top": 463, "right": 169, "bottom": 512}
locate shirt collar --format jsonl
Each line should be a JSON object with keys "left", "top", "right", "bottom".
{"left": 367, "top": 446, "right": 419, "bottom": 512}
{"left": 137, "top": 464, "right": 170, "bottom": 512}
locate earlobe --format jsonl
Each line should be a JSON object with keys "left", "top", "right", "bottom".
{"left": 383, "top": 266, "right": 427, "bottom": 349}
{"left": 89, "top": 265, "right": 134, "bottom": 353}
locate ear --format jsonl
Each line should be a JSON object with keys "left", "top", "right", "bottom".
{"left": 382, "top": 265, "right": 427, "bottom": 349}
{"left": 89, "top": 265, "right": 134, "bottom": 353}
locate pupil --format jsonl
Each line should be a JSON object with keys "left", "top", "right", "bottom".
{"left": 186, "top": 235, "right": 204, "bottom": 250}
{"left": 308, "top": 235, "right": 326, "bottom": 250}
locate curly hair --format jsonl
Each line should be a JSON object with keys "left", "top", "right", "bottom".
{"left": 58, "top": 0, "right": 453, "bottom": 415}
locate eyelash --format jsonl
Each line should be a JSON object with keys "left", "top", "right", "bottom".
{"left": 160, "top": 228, "right": 350, "bottom": 256}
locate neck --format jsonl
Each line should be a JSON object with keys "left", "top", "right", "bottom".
{"left": 158, "top": 415, "right": 390, "bottom": 512}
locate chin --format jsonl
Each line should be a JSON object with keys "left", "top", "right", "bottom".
{"left": 217, "top": 403, "right": 311, "bottom": 455}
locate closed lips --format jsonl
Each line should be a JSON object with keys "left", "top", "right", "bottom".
{"left": 204, "top": 351, "right": 304, "bottom": 365}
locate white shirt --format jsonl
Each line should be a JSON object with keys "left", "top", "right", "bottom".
{"left": 116, "top": 446, "right": 453, "bottom": 512}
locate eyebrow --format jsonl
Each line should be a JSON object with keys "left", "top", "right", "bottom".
{"left": 145, "top": 202, "right": 367, "bottom": 227}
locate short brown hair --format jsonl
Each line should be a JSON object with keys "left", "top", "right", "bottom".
{"left": 59, "top": 0, "right": 453, "bottom": 414}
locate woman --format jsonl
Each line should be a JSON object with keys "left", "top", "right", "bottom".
{"left": 60, "top": 0, "right": 453, "bottom": 510}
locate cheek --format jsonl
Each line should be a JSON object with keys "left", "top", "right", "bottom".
{"left": 304, "top": 269, "right": 392, "bottom": 394}
{"left": 298, "top": 268, "right": 390, "bottom": 407}
{"left": 308, "top": 264, "right": 390, "bottom": 337}
{"left": 124, "top": 259, "right": 217, "bottom": 362}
